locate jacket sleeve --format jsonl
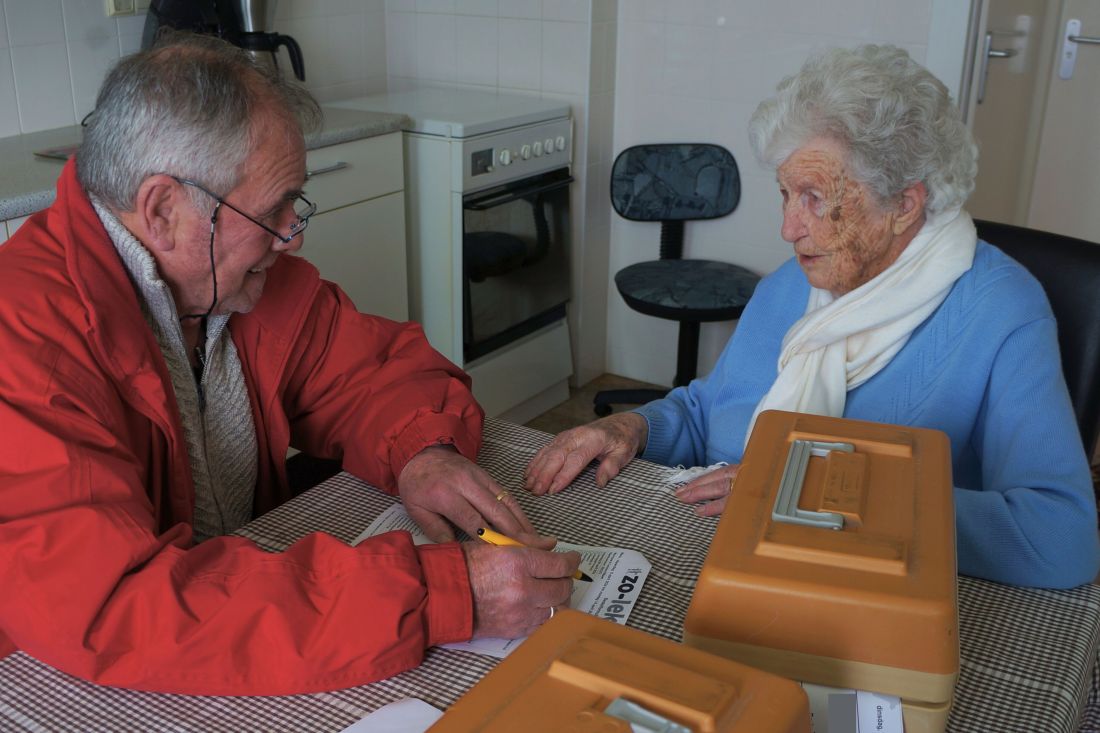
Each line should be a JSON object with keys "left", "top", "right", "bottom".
{"left": 271, "top": 275, "right": 485, "bottom": 493}
{"left": 0, "top": 310, "right": 474, "bottom": 695}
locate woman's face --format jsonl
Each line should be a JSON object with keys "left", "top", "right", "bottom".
{"left": 776, "top": 137, "right": 912, "bottom": 296}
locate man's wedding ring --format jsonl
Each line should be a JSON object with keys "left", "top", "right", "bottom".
{"left": 495, "top": 490, "right": 509, "bottom": 502}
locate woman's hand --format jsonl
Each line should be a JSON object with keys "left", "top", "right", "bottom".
{"left": 398, "top": 445, "right": 554, "bottom": 549}
{"left": 525, "top": 413, "right": 648, "bottom": 495}
{"left": 673, "top": 463, "right": 741, "bottom": 517}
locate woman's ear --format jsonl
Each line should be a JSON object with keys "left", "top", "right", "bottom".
{"left": 893, "top": 181, "right": 928, "bottom": 235}
{"left": 125, "top": 174, "right": 185, "bottom": 252}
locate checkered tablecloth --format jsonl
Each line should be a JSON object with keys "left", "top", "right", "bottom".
{"left": 2, "top": 417, "right": 1098, "bottom": 732}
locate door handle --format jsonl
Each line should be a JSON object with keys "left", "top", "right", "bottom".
{"left": 977, "top": 31, "right": 1019, "bottom": 104}
{"left": 1061, "top": 19, "right": 1100, "bottom": 80}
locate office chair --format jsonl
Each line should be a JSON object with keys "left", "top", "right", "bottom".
{"left": 593, "top": 143, "right": 759, "bottom": 416}
{"left": 974, "top": 220, "right": 1100, "bottom": 475}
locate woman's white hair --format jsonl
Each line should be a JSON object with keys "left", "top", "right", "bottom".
{"left": 748, "top": 44, "right": 977, "bottom": 215}
{"left": 77, "top": 32, "right": 321, "bottom": 213}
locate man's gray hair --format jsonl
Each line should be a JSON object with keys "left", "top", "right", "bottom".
{"left": 77, "top": 32, "right": 321, "bottom": 212}
{"left": 748, "top": 44, "right": 977, "bottom": 215}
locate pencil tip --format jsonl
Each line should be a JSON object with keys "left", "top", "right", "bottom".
{"left": 578, "top": 571, "right": 594, "bottom": 582}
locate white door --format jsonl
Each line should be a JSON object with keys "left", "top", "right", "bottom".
{"left": 967, "top": 0, "right": 1057, "bottom": 225}
{"left": 1026, "top": 0, "right": 1100, "bottom": 241}
{"left": 967, "top": 0, "right": 1100, "bottom": 242}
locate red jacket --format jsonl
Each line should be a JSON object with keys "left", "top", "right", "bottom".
{"left": 0, "top": 160, "right": 482, "bottom": 695}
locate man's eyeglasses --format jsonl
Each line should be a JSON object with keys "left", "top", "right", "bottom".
{"left": 172, "top": 176, "right": 316, "bottom": 243}
{"left": 171, "top": 175, "right": 317, "bottom": 323}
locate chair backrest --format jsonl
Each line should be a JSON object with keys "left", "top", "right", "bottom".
{"left": 610, "top": 143, "right": 740, "bottom": 260}
{"left": 975, "top": 219, "right": 1100, "bottom": 457}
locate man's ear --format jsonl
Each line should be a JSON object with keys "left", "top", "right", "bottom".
{"left": 893, "top": 181, "right": 928, "bottom": 235}
{"left": 127, "top": 174, "right": 185, "bottom": 252}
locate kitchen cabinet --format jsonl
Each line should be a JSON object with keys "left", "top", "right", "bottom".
{"left": 299, "top": 132, "right": 408, "bottom": 322}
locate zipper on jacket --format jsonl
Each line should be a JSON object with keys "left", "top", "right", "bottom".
{"left": 193, "top": 316, "right": 208, "bottom": 412}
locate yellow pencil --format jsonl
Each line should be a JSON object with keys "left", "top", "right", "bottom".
{"left": 476, "top": 527, "right": 593, "bottom": 582}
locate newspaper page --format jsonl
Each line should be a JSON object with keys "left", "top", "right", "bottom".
{"left": 352, "top": 504, "right": 651, "bottom": 658}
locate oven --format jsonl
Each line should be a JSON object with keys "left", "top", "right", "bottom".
{"left": 462, "top": 167, "right": 573, "bottom": 362}
{"left": 330, "top": 88, "right": 575, "bottom": 420}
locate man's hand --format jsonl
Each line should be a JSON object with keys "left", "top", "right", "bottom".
{"left": 524, "top": 413, "right": 648, "bottom": 496}
{"left": 673, "top": 463, "right": 741, "bottom": 517}
{"left": 462, "top": 542, "right": 579, "bottom": 638}
{"left": 398, "top": 445, "right": 554, "bottom": 548}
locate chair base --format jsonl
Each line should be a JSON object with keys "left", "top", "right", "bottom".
{"left": 593, "top": 387, "right": 670, "bottom": 417}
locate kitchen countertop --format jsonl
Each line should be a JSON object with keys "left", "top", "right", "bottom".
{"left": 0, "top": 105, "right": 408, "bottom": 222}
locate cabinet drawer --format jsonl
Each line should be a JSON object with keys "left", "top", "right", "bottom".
{"left": 305, "top": 132, "right": 404, "bottom": 215}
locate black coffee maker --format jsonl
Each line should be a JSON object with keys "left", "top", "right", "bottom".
{"left": 143, "top": 0, "right": 305, "bottom": 82}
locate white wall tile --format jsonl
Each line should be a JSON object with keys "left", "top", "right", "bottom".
{"left": 498, "top": 17, "right": 540, "bottom": 89}
{"left": 386, "top": 0, "right": 417, "bottom": 11}
{"left": 455, "top": 0, "right": 498, "bottom": 15}
{"left": 542, "top": 0, "right": 588, "bottom": 23}
{"left": 68, "top": 36, "right": 118, "bottom": 119}
{"left": 118, "top": 30, "right": 142, "bottom": 56}
{"left": 662, "top": 23, "right": 719, "bottom": 98}
{"left": 386, "top": 9, "right": 418, "bottom": 77}
{"left": 498, "top": 0, "right": 540, "bottom": 20}
{"left": 11, "top": 43, "right": 74, "bottom": 131}
{"left": 0, "top": 4, "right": 8, "bottom": 49}
{"left": 363, "top": 10, "right": 387, "bottom": 73}
{"left": 4, "top": 0, "right": 64, "bottom": 46}
{"left": 619, "top": 0, "right": 664, "bottom": 23}
{"left": 417, "top": 0, "right": 456, "bottom": 13}
{"left": 62, "top": 0, "right": 116, "bottom": 43}
{"left": 875, "top": 0, "right": 933, "bottom": 45}
{"left": 0, "top": 50, "right": 19, "bottom": 136}
{"left": 416, "top": 12, "right": 456, "bottom": 81}
{"left": 455, "top": 15, "right": 497, "bottom": 85}
{"left": 541, "top": 21, "right": 587, "bottom": 93}
{"left": 114, "top": 13, "right": 145, "bottom": 37}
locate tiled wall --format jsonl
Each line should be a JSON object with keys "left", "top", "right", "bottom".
{"left": 606, "top": 0, "right": 938, "bottom": 387}
{"left": 0, "top": 0, "right": 388, "bottom": 138}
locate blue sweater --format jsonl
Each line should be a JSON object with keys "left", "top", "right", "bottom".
{"left": 638, "top": 242, "right": 1099, "bottom": 588}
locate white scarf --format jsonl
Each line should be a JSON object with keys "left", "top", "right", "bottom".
{"left": 745, "top": 208, "right": 977, "bottom": 446}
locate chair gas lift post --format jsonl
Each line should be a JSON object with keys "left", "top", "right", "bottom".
{"left": 594, "top": 143, "right": 760, "bottom": 416}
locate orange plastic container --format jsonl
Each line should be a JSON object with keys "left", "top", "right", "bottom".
{"left": 431, "top": 609, "right": 811, "bottom": 733}
{"left": 683, "top": 411, "right": 958, "bottom": 733}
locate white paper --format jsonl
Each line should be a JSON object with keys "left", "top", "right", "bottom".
{"left": 353, "top": 505, "right": 651, "bottom": 658}
{"left": 338, "top": 698, "right": 442, "bottom": 733}
{"left": 855, "top": 690, "right": 903, "bottom": 733}
{"left": 801, "top": 682, "right": 904, "bottom": 733}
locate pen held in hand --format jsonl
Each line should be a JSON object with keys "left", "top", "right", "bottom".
{"left": 476, "top": 527, "right": 594, "bottom": 582}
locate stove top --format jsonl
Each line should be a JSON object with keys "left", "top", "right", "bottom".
{"left": 329, "top": 88, "right": 570, "bottom": 138}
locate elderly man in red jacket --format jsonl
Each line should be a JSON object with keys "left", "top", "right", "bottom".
{"left": 0, "top": 33, "right": 577, "bottom": 695}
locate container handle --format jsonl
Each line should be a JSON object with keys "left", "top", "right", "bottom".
{"left": 772, "top": 439, "right": 853, "bottom": 530}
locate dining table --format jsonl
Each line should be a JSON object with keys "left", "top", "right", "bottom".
{"left": 1, "top": 417, "right": 1098, "bottom": 732}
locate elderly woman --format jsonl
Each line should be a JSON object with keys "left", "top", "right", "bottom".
{"left": 525, "top": 45, "right": 1099, "bottom": 590}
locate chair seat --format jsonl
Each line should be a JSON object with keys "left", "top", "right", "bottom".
{"left": 614, "top": 259, "right": 759, "bottom": 322}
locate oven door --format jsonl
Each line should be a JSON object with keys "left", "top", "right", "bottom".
{"left": 462, "top": 168, "right": 573, "bottom": 362}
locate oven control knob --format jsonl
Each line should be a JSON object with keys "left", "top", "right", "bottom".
{"left": 498, "top": 148, "right": 512, "bottom": 166}
{"left": 533, "top": 141, "right": 543, "bottom": 157}
{"left": 544, "top": 138, "right": 555, "bottom": 152}
{"left": 555, "top": 135, "right": 566, "bottom": 151}
{"left": 520, "top": 144, "right": 531, "bottom": 160}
